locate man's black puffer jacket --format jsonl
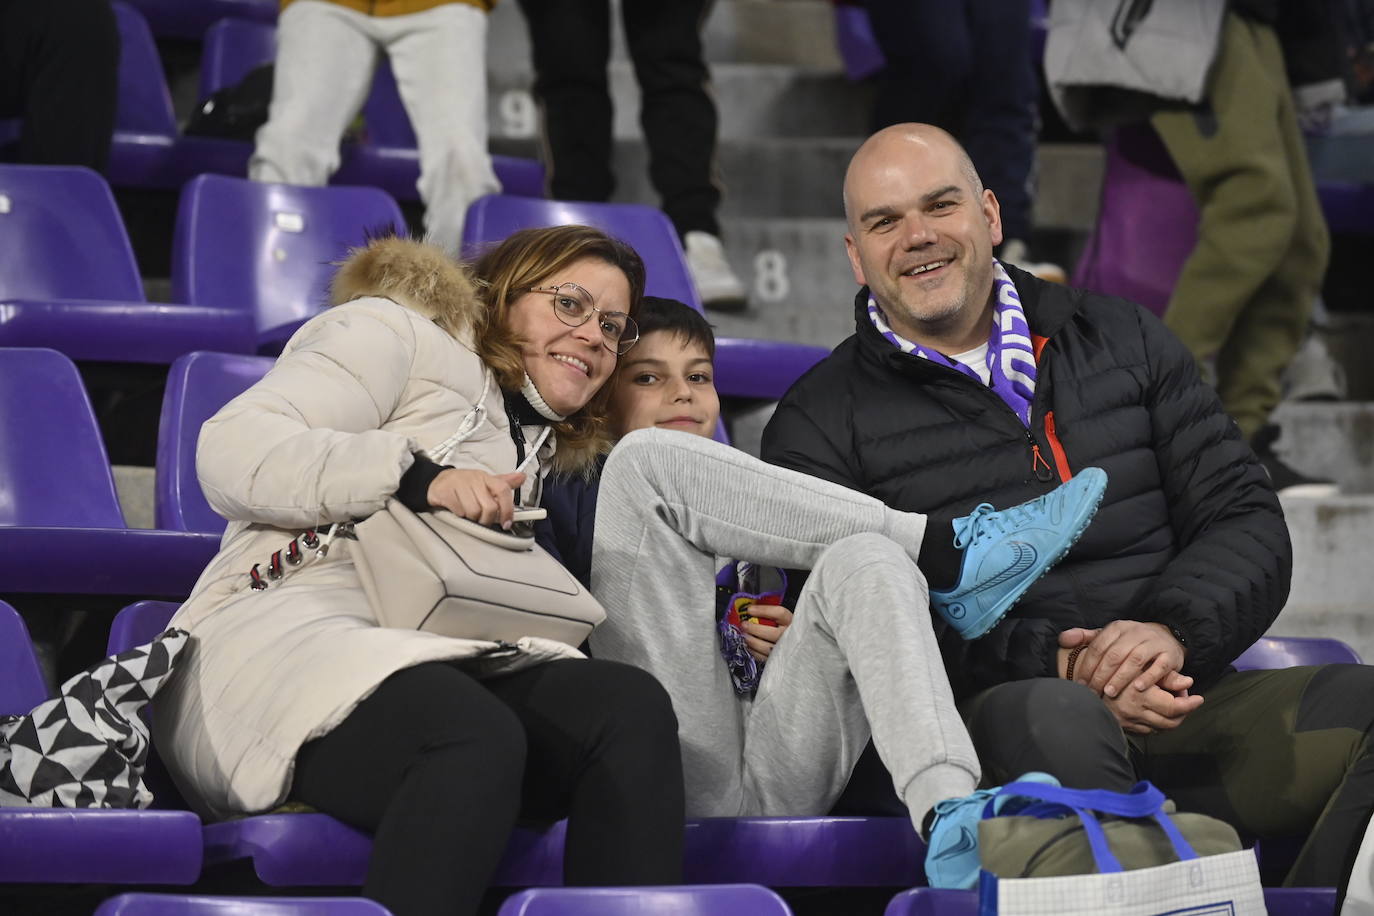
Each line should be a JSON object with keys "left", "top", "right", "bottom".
{"left": 761, "top": 265, "right": 1291, "bottom": 701}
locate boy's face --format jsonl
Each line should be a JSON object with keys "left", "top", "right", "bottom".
{"left": 609, "top": 331, "right": 720, "bottom": 439}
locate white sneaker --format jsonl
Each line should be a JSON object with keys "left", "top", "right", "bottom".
{"left": 684, "top": 231, "right": 748, "bottom": 312}
{"left": 1281, "top": 334, "right": 1347, "bottom": 402}
{"left": 999, "top": 238, "right": 1067, "bottom": 284}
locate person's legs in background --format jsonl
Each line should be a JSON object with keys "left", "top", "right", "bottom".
{"left": 621, "top": 0, "right": 745, "bottom": 311}
{"left": 863, "top": 0, "right": 1058, "bottom": 279}
{"left": 515, "top": 0, "right": 616, "bottom": 203}
{"left": 250, "top": 0, "right": 378, "bottom": 186}
{"left": 0, "top": 0, "right": 119, "bottom": 172}
{"left": 960, "top": 0, "right": 1040, "bottom": 263}
{"left": 386, "top": 4, "right": 501, "bottom": 255}
{"left": 1151, "top": 13, "right": 1320, "bottom": 443}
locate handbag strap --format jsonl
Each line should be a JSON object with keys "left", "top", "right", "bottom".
{"left": 994, "top": 780, "right": 1199, "bottom": 870}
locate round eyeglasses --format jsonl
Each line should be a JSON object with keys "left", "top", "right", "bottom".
{"left": 527, "top": 283, "right": 639, "bottom": 354}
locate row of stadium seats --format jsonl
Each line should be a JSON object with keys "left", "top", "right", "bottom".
{"left": 0, "top": 3, "right": 542, "bottom": 198}
{"left": 55, "top": 883, "right": 1367, "bottom": 915}
{"left": 0, "top": 163, "right": 827, "bottom": 395}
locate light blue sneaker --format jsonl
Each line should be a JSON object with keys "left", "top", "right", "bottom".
{"left": 924, "top": 771, "right": 1062, "bottom": 889}
{"left": 930, "top": 467, "right": 1108, "bottom": 640}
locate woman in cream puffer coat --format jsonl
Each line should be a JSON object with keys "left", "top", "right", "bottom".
{"left": 154, "top": 227, "right": 685, "bottom": 916}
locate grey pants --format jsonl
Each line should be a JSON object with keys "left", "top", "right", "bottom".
{"left": 588, "top": 429, "right": 979, "bottom": 831}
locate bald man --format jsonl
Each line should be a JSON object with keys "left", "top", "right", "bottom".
{"left": 763, "top": 124, "right": 1374, "bottom": 888}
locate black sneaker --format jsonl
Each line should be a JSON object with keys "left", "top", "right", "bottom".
{"left": 1252, "top": 425, "right": 1339, "bottom": 497}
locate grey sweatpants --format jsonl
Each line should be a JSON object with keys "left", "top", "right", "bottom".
{"left": 589, "top": 429, "right": 979, "bottom": 831}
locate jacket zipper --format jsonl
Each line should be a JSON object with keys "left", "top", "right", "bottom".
{"left": 896, "top": 348, "right": 1063, "bottom": 483}
{"left": 505, "top": 402, "right": 526, "bottom": 506}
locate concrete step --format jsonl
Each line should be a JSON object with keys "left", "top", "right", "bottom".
{"left": 113, "top": 465, "right": 156, "bottom": 530}
{"left": 1271, "top": 402, "right": 1374, "bottom": 494}
{"left": 487, "top": 0, "right": 843, "bottom": 77}
{"left": 708, "top": 217, "right": 856, "bottom": 348}
{"left": 1270, "top": 493, "right": 1374, "bottom": 662}
{"left": 487, "top": 62, "right": 873, "bottom": 142}
{"left": 494, "top": 137, "right": 1103, "bottom": 229}
{"left": 1318, "top": 313, "right": 1374, "bottom": 401}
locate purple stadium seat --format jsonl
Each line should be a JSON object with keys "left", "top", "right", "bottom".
{"left": 0, "top": 349, "right": 221, "bottom": 596}
{"left": 1232, "top": 636, "right": 1363, "bottom": 669}
{"left": 461, "top": 194, "right": 830, "bottom": 407}
{"left": 497, "top": 885, "right": 792, "bottom": 916}
{"left": 171, "top": 174, "right": 406, "bottom": 350}
{"left": 195, "top": 18, "right": 544, "bottom": 200}
{"left": 0, "top": 165, "right": 255, "bottom": 362}
{"left": 1075, "top": 123, "right": 1374, "bottom": 314}
{"left": 107, "top": 1, "right": 181, "bottom": 188}
{"left": 0, "top": 602, "right": 203, "bottom": 885}
{"left": 1071, "top": 126, "right": 1194, "bottom": 318}
{"left": 113, "top": 597, "right": 925, "bottom": 889}
{"left": 95, "top": 894, "right": 391, "bottom": 915}
{"left": 124, "top": 0, "right": 276, "bottom": 41}
{"left": 1317, "top": 182, "right": 1374, "bottom": 235}
{"left": 883, "top": 888, "right": 1337, "bottom": 915}
{"left": 157, "top": 352, "right": 275, "bottom": 533}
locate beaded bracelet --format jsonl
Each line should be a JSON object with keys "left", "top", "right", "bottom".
{"left": 1064, "top": 645, "right": 1086, "bottom": 681}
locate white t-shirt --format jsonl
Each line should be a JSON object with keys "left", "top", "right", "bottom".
{"left": 951, "top": 341, "right": 992, "bottom": 385}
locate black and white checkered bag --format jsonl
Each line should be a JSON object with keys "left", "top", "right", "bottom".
{"left": 0, "top": 629, "right": 189, "bottom": 809}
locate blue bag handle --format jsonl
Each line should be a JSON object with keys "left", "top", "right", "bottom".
{"left": 989, "top": 780, "right": 1198, "bottom": 873}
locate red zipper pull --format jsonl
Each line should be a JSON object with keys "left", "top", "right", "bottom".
{"left": 1031, "top": 444, "right": 1054, "bottom": 482}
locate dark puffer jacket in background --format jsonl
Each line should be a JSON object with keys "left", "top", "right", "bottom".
{"left": 761, "top": 265, "right": 1291, "bottom": 701}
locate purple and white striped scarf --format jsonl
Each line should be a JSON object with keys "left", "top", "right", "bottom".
{"left": 867, "top": 260, "right": 1038, "bottom": 426}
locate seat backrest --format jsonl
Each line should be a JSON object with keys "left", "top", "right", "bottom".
{"left": 107, "top": 601, "right": 181, "bottom": 656}
{"left": 95, "top": 894, "right": 393, "bottom": 916}
{"left": 0, "top": 348, "right": 126, "bottom": 528}
{"left": 156, "top": 351, "right": 274, "bottom": 533}
{"left": 171, "top": 174, "right": 407, "bottom": 338}
{"left": 497, "top": 885, "right": 792, "bottom": 916}
{"left": 0, "top": 165, "right": 145, "bottom": 301}
{"left": 1070, "top": 125, "right": 1195, "bottom": 317}
{"left": 462, "top": 195, "right": 703, "bottom": 311}
{"left": 0, "top": 602, "right": 50, "bottom": 716}
{"left": 200, "top": 18, "right": 416, "bottom": 148}
{"left": 113, "top": 1, "right": 179, "bottom": 137}
{"left": 198, "top": 17, "right": 277, "bottom": 101}
{"left": 1232, "top": 636, "right": 1363, "bottom": 670}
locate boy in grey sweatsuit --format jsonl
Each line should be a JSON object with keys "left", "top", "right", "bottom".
{"left": 565, "top": 298, "right": 1094, "bottom": 845}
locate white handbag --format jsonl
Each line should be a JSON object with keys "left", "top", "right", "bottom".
{"left": 352, "top": 498, "right": 605, "bottom": 648}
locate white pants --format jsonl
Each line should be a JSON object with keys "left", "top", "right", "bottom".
{"left": 588, "top": 429, "right": 981, "bottom": 832}
{"left": 250, "top": 0, "right": 500, "bottom": 255}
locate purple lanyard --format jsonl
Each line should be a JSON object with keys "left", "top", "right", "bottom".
{"left": 867, "top": 260, "right": 1038, "bottom": 426}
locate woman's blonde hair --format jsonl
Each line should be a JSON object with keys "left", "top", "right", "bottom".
{"left": 468, "top": 225, "right": 646, "bottom": 461}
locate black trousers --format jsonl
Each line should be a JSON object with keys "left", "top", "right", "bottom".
{"left": 292, "top": 658, "right": 685, "bottom": 916}
{"left": 0, "top": 0, "right": 119, "bottom": 173}
{"left": 514, "top": 0, "right": 722, "bottom": 238}
{"left": 962, "top": 665, "right": 1374, "bottom": 887}
{"left": 861, "top": 0, "right": 1037, "bottom": 242}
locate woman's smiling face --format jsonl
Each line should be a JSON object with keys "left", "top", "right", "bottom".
{"left": 505, "top": 257, "right": 630, "bottom": 416}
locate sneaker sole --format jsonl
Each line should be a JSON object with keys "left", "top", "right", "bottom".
{"left": 956, "top": 474, "right": 1108, "bottom": 640}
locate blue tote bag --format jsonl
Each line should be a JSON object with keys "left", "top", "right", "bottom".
{"left": 977, "top": 781, "right": 1266, "bottom": 916}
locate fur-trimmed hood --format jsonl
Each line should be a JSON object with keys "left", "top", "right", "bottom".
{"left": 330, "top": 235, "right": 483, "bottom": 343}
{"left": 327, "top": 235, "right": 612, "bottom": 476}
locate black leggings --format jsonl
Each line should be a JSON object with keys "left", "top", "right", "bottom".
{"left": 291, "top": 658, "right": 685, "bottom": 916}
